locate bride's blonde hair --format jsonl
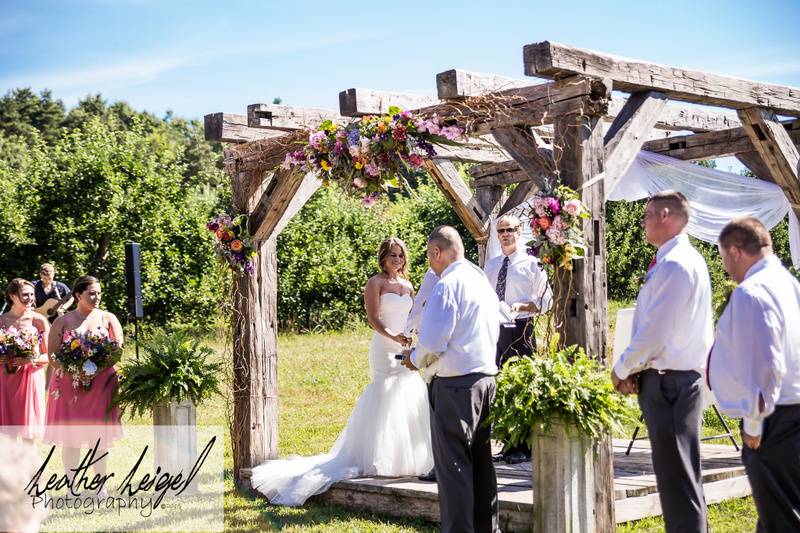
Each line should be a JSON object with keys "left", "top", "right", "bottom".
{"left": 378, "top": 237, "right": 409, "bottom": 279}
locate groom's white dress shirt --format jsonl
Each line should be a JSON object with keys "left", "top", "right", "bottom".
{"left": 404, "top": 269, "right": 439, "bottom": 337}
{"left": 613, "top": 233, "right": 713, "bottom": 380}
{"left": 484, "top": 247, "right": 553, "bottom": 318}
{"left": 709, "top": 255, "right": 800, "bottom": 437}
{"left": 410, "top": 259, "right": 499, "bottom": 378}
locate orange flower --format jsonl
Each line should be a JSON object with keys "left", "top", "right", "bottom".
{"left": 231, "top": 239, "right": 244, "bottom": 252}
{"left": 215, "top": 229, "right": 224, "bottom": 239}
{"left": 538, "top": 217, "right": 551, "bottom": 231}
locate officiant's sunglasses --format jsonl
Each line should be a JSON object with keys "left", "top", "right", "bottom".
{"left": 497, "top": 227, "right": 520, "bottom": 234}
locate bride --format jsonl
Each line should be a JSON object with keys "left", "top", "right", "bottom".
{"left": 250, "top": 237, "right": 433, "bottom": 505}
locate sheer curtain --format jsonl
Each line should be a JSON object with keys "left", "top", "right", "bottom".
{"left": 486, "top": 150, "right": 800, "bottom": 268}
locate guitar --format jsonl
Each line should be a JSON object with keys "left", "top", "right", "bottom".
{"left": 35, "top": 297, "right": 74, "bottom": 319}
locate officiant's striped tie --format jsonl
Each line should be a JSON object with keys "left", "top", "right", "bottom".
{"left": 496, "top": 256, "right": 510, "bottom": 302}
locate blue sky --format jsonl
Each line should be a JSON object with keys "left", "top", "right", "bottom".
{"left": 2, "top": 0, "right": 799, "bottom": 127}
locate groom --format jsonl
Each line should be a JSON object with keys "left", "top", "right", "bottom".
{"left": 402, "top": 225, "right": 500, "bottom": 533}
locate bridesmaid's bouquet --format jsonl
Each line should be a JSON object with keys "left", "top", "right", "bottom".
{"left": 54, "top": 329, "right": 122, "bottom": 393}
{"left": 0, "top": 326, "right": 41, "bottom": 374}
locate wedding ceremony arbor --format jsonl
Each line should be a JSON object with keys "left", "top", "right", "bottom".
{"left": 205, "top": 41, "right": 800, "bottom": 530}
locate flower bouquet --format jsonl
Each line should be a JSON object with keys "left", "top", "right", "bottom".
{"left": 281, "top": 107, "right": 464, "bottom": 202}
{"left": 0, "top": 326, "right": 41, "bottom": 374}
{"left": 54, "top": 329, "right": 122, "bottom": 394}
{"left": 522, "top": 183, "right": 590, "bottom": 271}
{"left": 207, "top": 213, "right": 257, "bottom": 274}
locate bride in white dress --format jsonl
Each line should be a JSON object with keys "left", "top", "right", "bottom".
{"left": 250, "top": 237, "right": 433, "bottom": 506}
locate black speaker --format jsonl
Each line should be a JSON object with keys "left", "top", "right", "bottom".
{"left": 125, "top": 242, "right": 144, "bottom": 318}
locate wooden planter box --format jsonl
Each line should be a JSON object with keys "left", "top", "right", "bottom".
{"left": 153, "top": 400, "right": 197, "bottom": 477}
{"left": 532, "top": 420, "right": 595, "bottom": 533}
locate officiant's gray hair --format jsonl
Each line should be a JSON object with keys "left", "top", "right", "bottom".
{"left": 428, "top": 226, "right": 464, "bottom": 257}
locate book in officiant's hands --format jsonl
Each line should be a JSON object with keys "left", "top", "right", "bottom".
{"left": 498, "top": 301, "right": 519, "bottom": 325}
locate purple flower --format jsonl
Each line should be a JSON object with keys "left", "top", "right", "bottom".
{"left": 416, "top": 140, "right": 436, "bottom": 158}
{"left": 346, "top": 128, "right": 360, "bottom": 147}
{"left": 207, "top": 222, "right": 219, "bottom": 231}
{"left": 547, "top": 197, "right": 561, "bottom": 215}
{"left": 309, "top": 130, "right": 328, "bottom": 150}
{"left": 244, "top": 262, "right": 255, "bottom": 275}
{"left": 334, "top": 141, "right": 345, "bottom": 155}
{"left": 361, "top": 193, "right": 379, "bottom": 208}
{"left": 365, "top": 162, "right": 380, "bottom": 177}
{"left": 440, "top": 125, "right": 463, "bottom": 140}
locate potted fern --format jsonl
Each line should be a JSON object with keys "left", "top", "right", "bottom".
{"left": 116, "top": 330, "right": 223, "bottom": 473}
{"left": 490, "top": 340, "right": 636, "bottom": 533}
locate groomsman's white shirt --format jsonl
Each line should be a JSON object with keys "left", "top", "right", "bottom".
{"left": 613, "top": 233, "right": 713, "bottom": 380}
{"left": 411, "top": 259, "right": 499, "bottom": 378}
{"left": 709, "top": 255, "right": 800, "bottom": 437}
{"left": 484, "top": 247, "right": 553, "bottom": 318}
{"left": 404, "top": 269, "right": 439, "bottom": 337}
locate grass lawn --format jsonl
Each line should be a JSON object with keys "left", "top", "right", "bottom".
{"left": 123, "top": 320, "right": 758, "bottom": 531}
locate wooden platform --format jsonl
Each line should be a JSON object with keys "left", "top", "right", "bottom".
{"left": 304, "top": 439, "right": 750, "bottom": 531}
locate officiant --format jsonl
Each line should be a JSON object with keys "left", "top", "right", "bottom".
{"left": 484, "top": 214, "right": 552, "bottom": 464}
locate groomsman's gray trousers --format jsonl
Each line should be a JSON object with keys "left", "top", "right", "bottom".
{"left": 638, "top": 369, "right": 707, "bottom": 533}
{"left": 742, "top": 404, "right": 800, "bottom": 533}
{"left": 430, "top": 373, "right": 499, "bottom": 533}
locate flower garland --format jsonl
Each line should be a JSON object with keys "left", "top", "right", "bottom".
{"left": 207, "top": 214, "right": 257, "bottom": 274}
{"left": 281, "top": 107, "right": 464, "bottom": 204}
{"left": 522, "top": 183, "right": 590, "bottom": 271}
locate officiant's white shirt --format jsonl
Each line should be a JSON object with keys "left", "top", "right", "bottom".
{"left": 411, "top": 259, "right": 499, "bottom": 377}
{"left": 709, "top": 255, "right": 800, "bottom": 437}
{"left": 484, "top": 247, "right": 553, "bottom": 318}
{"left": 613, "top": 233, "right": 713, "bottom": 380}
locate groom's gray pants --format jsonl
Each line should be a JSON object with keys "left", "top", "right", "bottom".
{"left": 430, "top": 373, "right": 499, "bottom": 533}
{"left": 638, "top": 368, "right": 707, "bottom": 533}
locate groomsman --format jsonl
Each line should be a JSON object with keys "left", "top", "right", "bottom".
{"left": 612, "top": 191, "right": 713, "bottom": 533}
{"left": 484, "top": 214, "right": 552, "bottom": 464}
{"left": 708, "top": 217, "right": 800, "bottom": 532}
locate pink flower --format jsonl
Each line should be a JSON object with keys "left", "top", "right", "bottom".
{"left": 440, "top": 125, "right": 463, "bottom": 140}
{"left": 416, "top": 118, "right": 441, "bottom": 135}
{"left": 546, "top": 226, "right": 567, "bottom": 245}
{"left": 353, "top": 177, "right": 366, "bottom": 188}
{"left": 564, "top": 199, "right": 582, "bottom": 216}
{"left": 531, "top": 197, "right": 549, "bottom": 217}
{"left": 361, "top": 193, "right": 379, "bottom": 208}
{"left": 365, "top": 162, "right": 380, "bottom": 177}
{"left": 408, "top": 154, "right": 424, "bottom": 168}
{"left": 392, "top": 125, "right": 407, "bottom": 142}
{"left": 546, "top": 197, "right": 561, "bottom": 215}
{"left": 309, "top": 130, "right": 328, "bottom": 150}
{"left": 349, "top": 145, "right": 360, "bottom": 157}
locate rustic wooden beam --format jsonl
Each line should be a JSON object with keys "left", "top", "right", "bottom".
{"left": 736, "top": 151, "right": 774, "bottom": 181}
{"left": 419, "top": 76, "right": 611, "bottom": 135}
{"left": 437, "top": 69, "right": 742, "bottom": 132}
{"left": 552, "top": 110, "right": 614, "bottom": 530}
{"left": 738, "top": 107, "right": 800, "bottom": 216}
{"left": 475, "top": 184, "right": 507, "bottom": 267}
{"left": 204, "top": 113, "right": 284, "bottom": 143}
{"left": 247, "top": 104, "right": 348, "bottom": 130}
{"left": 603, "top": 91, "right": 668, "bottom": 193}
{"left": 248, "top": 168, "right": 308, "bottom": 242}
{"left": 642, "top": 127, "right": 755, "bottom": 160}
{"left": 338, "top": 88, "right": 439, "bottom": 116}
{"left": 524, "top": 41, "right": 800, "bottom": 116}
{"left": 491, "top": 126, "right": 554, "bottom": 215}
{"left": 224, "top": 133, "right": 305, "bottom": 175}
{"left": 424, "top": 160, "right": 488, "bottom": 243}
{"left": 274, "top": 173, "right": 322, "bottom": 235}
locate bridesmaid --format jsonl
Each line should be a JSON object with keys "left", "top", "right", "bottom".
{"left": 0, "top": 279, "right": 50, "bottom": 441}
{"left": 45, "top": 275, "right": 123, "bottom": 480}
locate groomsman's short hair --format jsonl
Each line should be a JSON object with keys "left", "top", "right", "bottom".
{"left": 719, "top": 217, "right": 772, "bottom": 255}
{"left": 649, "top": 191, "right": 690, "bottom": 224}
{"left": 428, "top": 226, "right": 464, "bottom": 256}
{"left": 496, "top": 214, "right": 522, "bottom": 229}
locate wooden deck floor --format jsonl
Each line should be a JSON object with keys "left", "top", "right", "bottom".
{"left": 315, "top": 440, "right": 750, "bottom": 531}
{"left": 305, "top": 439, "right": 751, "bottom": 531}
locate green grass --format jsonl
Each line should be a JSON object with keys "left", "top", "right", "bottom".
{"left": 115, "top": 316, "right": 757, "bottom": 532}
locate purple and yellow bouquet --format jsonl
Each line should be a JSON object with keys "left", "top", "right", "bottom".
{"left": 281, "top": 107, "right": 464, "bottom": 203}
{"left": 0, "top": 326, "right": 41, "bottom": 374}
{"left": 54, "top": 329, "right": 122, "bottom": 394}
{"left": 523, "top": 183, "right": 590, "bottom": 270}
{"left": 207, "top": 214, "right": 257, "bottom": 274}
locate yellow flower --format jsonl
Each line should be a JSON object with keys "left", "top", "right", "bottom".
{"left": 377, "top": 122, "right": 387, "bottom": 133}
{"left": 355, "top": 161, "right": 363, "bottom": 170}
{"left": 320, "top": 160, "right": 330, "bottom": 171}
{"left": 70, "top": 339, "right": 81, "bottom": 350}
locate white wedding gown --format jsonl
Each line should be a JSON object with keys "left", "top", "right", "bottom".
{"left": 250, "top": 292, "right": 433, "bottom": 506}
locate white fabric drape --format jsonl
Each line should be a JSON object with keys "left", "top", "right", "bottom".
{"left": 486, "top": 150, "right": 800, "bottom": 268}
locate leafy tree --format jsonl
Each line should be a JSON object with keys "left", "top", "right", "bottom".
{"left": 0, "top": 88, "right": 65, "bottom": 145}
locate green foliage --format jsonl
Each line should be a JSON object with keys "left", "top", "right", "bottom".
{"left": 277, "top": 177, "right": 477, "bottom": 331}
{"left": 115, "top": 330, "right": 223, "bottom": 417}
{"left": 490, "top": 343, "right": 637, "bottom": 445}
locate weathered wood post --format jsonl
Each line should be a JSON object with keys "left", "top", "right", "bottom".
{"left": 548, "top": 76, "right": 615, "bottom": 532}
{"left": 230, "top": 169, "right": 279, "bottom": 486}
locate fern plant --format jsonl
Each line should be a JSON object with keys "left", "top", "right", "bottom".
{"left": 490, "top": 341, "right": 637, "bottom": 446}
{"left": 115, "top": 330, "right": 223, "bottom": 418}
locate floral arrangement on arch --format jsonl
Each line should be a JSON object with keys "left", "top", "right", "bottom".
{"left": 53, "top": 329, "right": 122, "bottom": 396}
{"left": 0, "top": 326, "right": 41, "bottom": 374}
{"left": 281, "top": 107, "right": 464, "bottom": 205}
{"left": 207, "top": 214, "right": 257, "bottom": 274}
{"left": 523, "top": 183, "right": 590, "bottom": 270}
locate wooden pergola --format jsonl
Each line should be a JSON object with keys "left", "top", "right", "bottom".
{"left": 205, "top": 41, "right": 800, "bottom": 530}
